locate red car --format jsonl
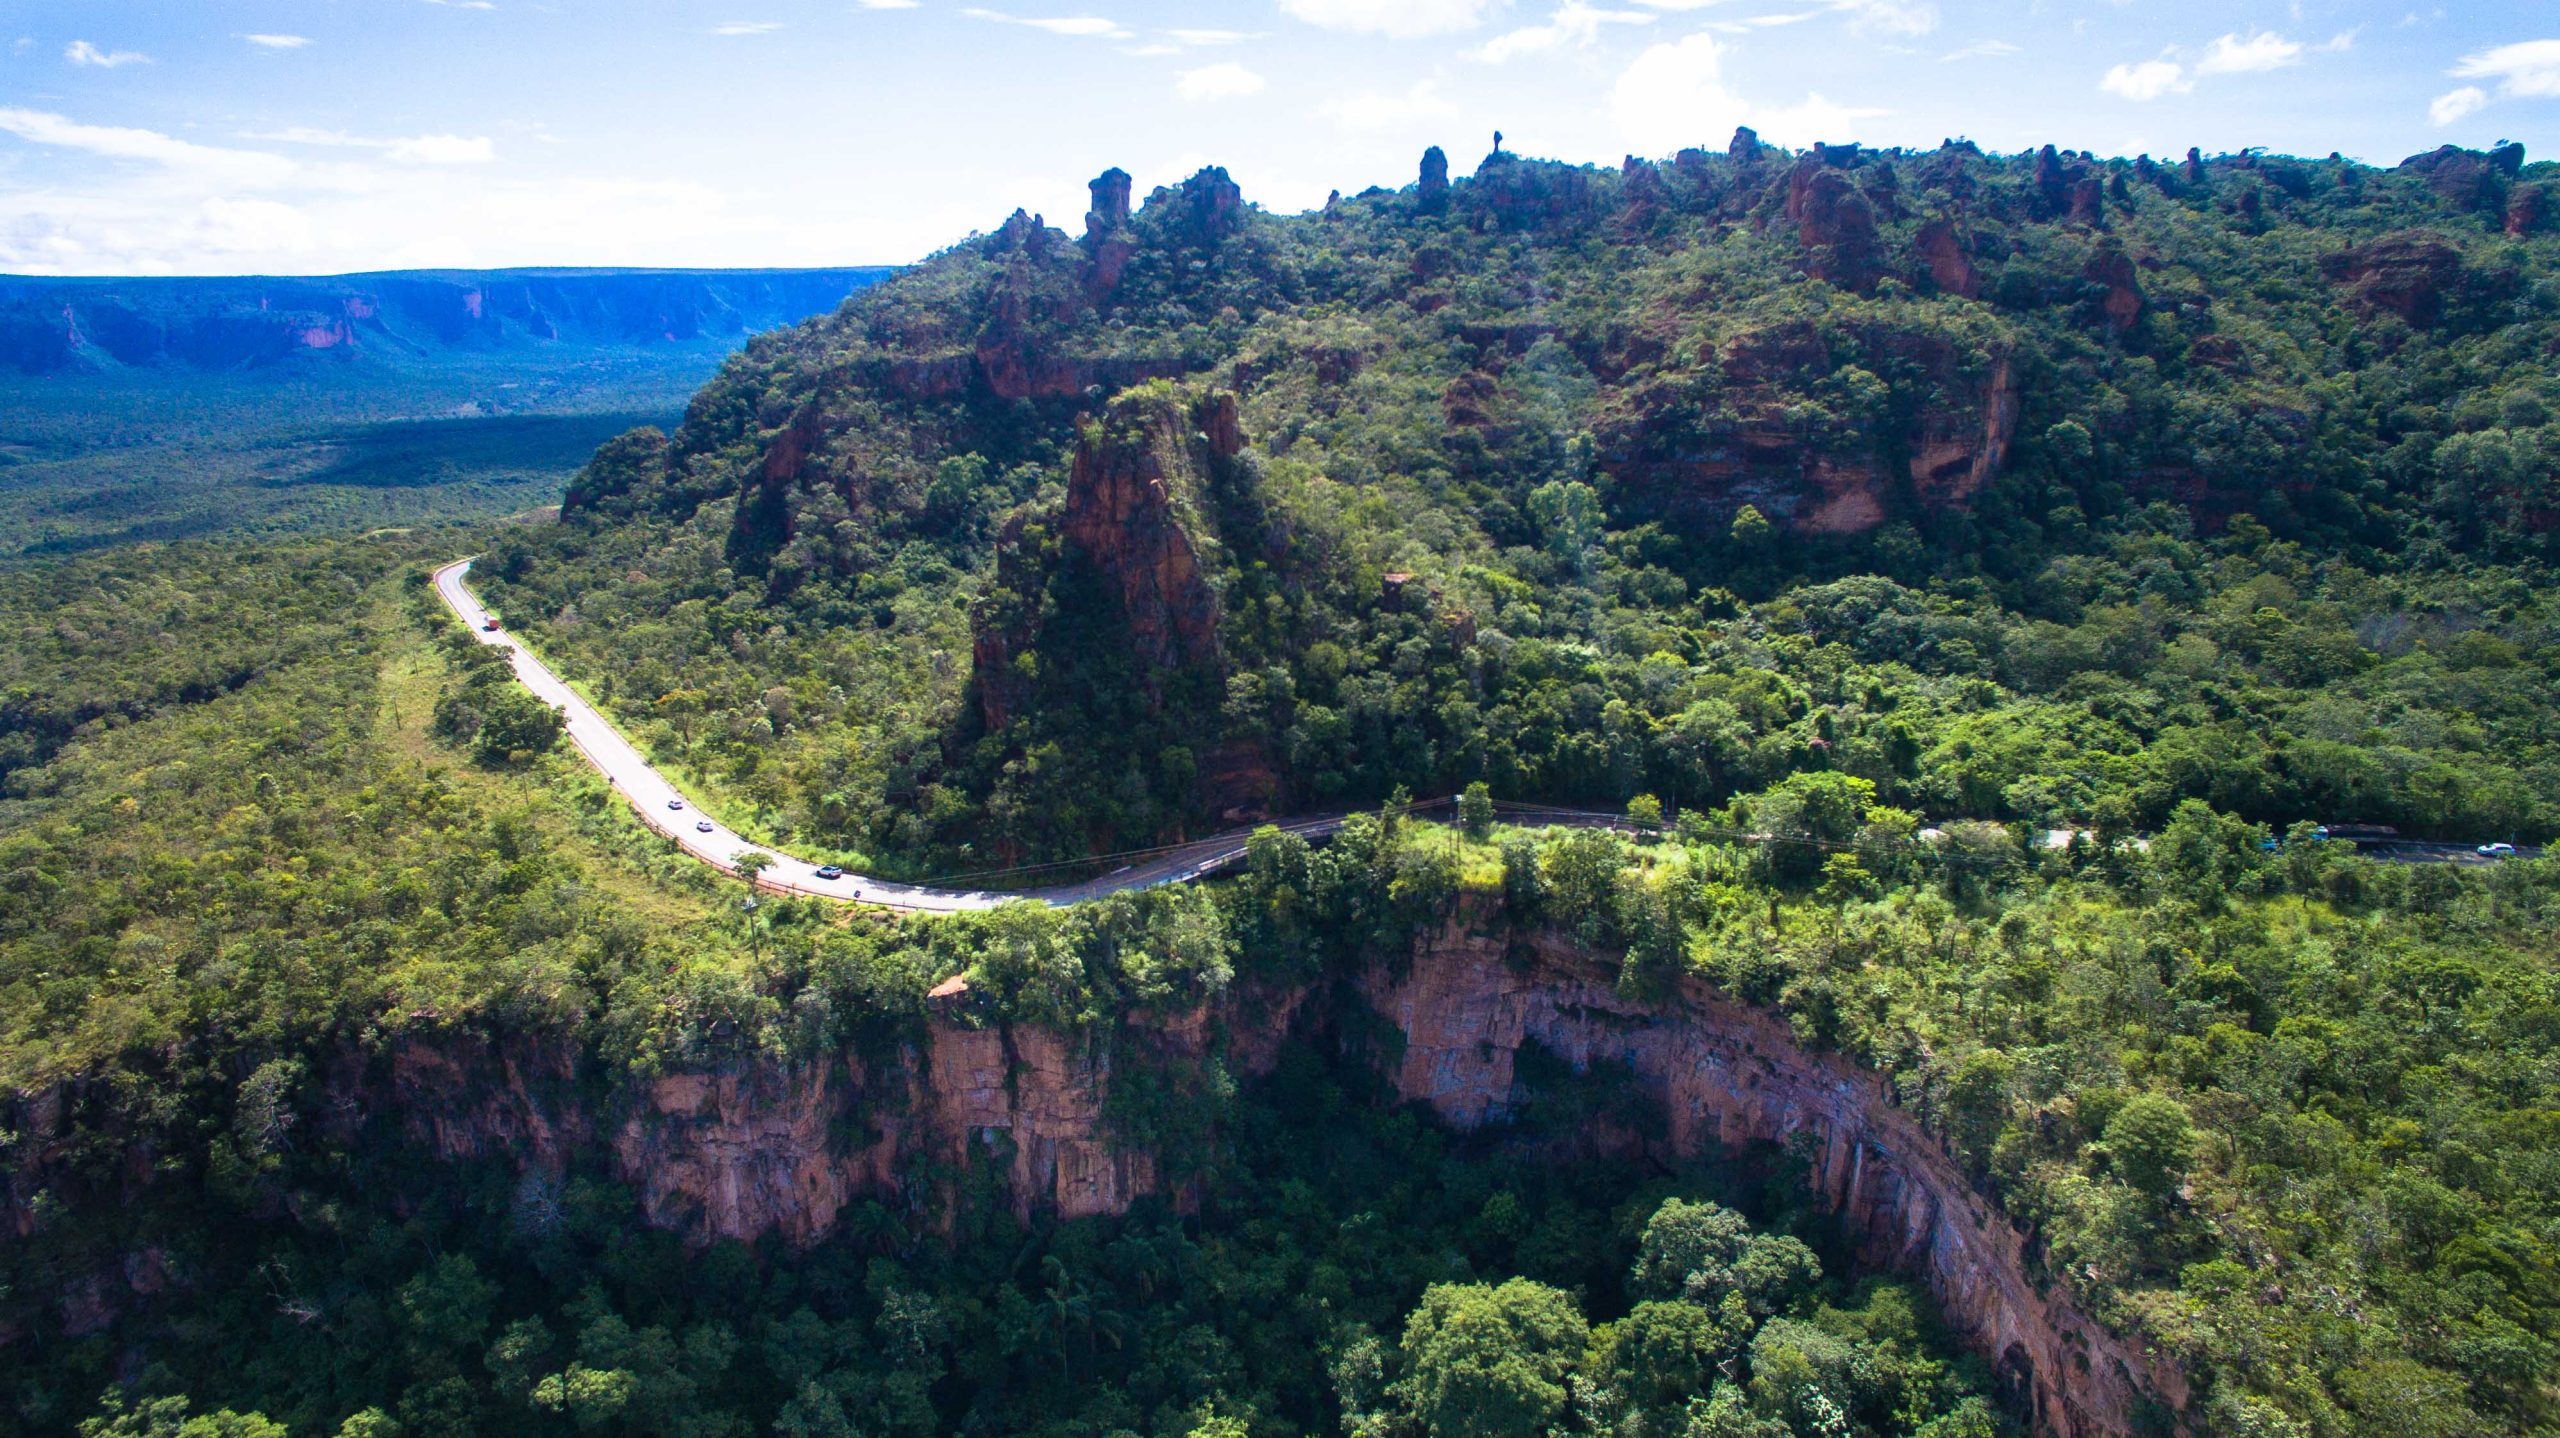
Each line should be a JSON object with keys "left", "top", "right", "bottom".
{"left": 481, "top": 618, "right": 500, "bottom": 632}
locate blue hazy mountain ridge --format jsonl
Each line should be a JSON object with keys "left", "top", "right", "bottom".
{"left": 0, "top": 266, "right": 892, "bottom": 554}
{"left": 0, "top": 267, "right": 892, "bottom": 375}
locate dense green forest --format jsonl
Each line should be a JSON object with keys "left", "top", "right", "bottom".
{"left": 5, "top": 135, "right": 2560, "bottom": 1438}
{"left": 478, "top": 137, "right": 2559, "bottom": 876}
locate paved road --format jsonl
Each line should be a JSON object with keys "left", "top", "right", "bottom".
{"left": 435, "top": 558, "right": 1346, "bottom": 911}
{"left": 434, "top": 559, "right": 2543, "bottom": 907}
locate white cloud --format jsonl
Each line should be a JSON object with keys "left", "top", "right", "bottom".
{"left": 1837, "top": 0, "right": 1934, "bottom": 39}
{"left": 962, "top": 10, "right": 1134, "bottom": 38}
{"left": 1610, "top": 33, "right": 1751, "bottom": 151}
{"left": 1176, "top": 62, "right": 1266, "bottom": 100}
{"left": 2101, "top": 58, "right": 2190, "bottom": 100}
{"left": 1278, "top": 0, "right": 1495, "bottom": 39}
{"left": 2452, "top": 38, "right": 2560, "bottom": 98}
{"left": 389, "top": 134, "right": 496, "bottom": 164}
{"left": 242, "top": 34, "right": 314, "bottom": 50}
{"left": 2195, "top": 30, "right": 2300, "bottom": 74}
{"left": 1939, "top": 39, "right": 2017, "bottom": 61}
{"left": 1319, "top": 79, "right": 1460, "bottom": 131}
{"left": 1608, "top": 33, "right": 1890, "bottom": 150}
{"left": 2429, "top": 84, "right": 2489, "bottom": 125}
{"left": 65, "top": 40, "right": 151, "bottom": 67}
{"left": 1169, "top": 28, "right": 1259, "bottom": 44}
{"left": 1471, "top": 2, "right": 1654, "bottom": 63}
{"left": 240, "top": 127, "right": 495, "bottom": 164}
{"left": 855, "top": 0, "right": 922, "bottom": 8}
{"left": 420, "top": 0, "right": 497, "bottom": 9}
{"left": 1753, "top": 90, "right": 1887, "bottom": 143}
{"left": 0, "top": 108, "right": 300, "bottom": 187}
{"left": 711, "top": 21, "right": 783, "bottom": 35}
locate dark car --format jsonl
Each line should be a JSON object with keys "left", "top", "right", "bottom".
{"left": 695, "top": 820, "right": 714, "bottom": 833}
{"left": 814, "top": 865, "right": 845, "bottom": 880}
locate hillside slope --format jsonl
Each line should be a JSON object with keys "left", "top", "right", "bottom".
{"left": 480, "top": 137, "right": 2560, "bottom": 872}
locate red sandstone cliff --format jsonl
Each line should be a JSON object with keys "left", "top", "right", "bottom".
{"left": 10, "top": 917, "right": 2179, "bottom": 1435}
{"left": 1606, "top": 321, "right": 2021, "bottom": 537}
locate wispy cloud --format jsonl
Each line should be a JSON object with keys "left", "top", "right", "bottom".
{"left": 963, "top": 10, "right": 1133, "bottom": 38}
{"left": 855, "top": 0, "right": 922, "bottom": 8}
{"left": 711, "top": 21, "right": 783, "bottom": 35}
{"left": 2429, "top": 85, "right": 2488, "bottom": 125}
{"left": 243, "top": 127, "right": 496, "bottom": 164}
{"left": 421, "top": 0, "right": 497, "bottom": 9}
{"left": 1176, "top": 61, "right": 1266, "bottom": 100}
{"left": 2194, "top": 30, "right": 2300, "bottom": 75}
{"left": 65, "top": 40, "right": 151, "bottom": 68}
{"left": 1168, "top": 28, "right": 1260, "bottom": 45}
{"left": 1939, "top": 39, "right": 2016, "bottom": 62}
{"left": 0, "top": 108, "right": 299, "bottom": 186}
{"left": 2452, "top": 38, "right": 2560, "bottom": 97}
{"left": 1471, "top": 2, "right": 1653, "bottom": 64}
{"left": 1280, "top": 0, "right": 1494, "bottom": 39}
{"left": 242, "top": 34, "right": 314, "bottom": 50}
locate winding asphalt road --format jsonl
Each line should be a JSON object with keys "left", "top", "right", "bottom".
{"left": 434, "top": 559, "right": 2540, "bottom": 908}
{"left": 434, "top": 558, "right": 1347, "bottom": 910}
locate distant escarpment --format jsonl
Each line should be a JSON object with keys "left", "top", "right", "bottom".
{"left": 0, "top": 268, "right": 888, "bottom": 377}
{"left": 10, "top": 910, "right": 2179, "bottom": 1436}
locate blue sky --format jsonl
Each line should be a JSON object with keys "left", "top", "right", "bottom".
{"left": 1, "top": 0, "right": 2555, "bottom": 274}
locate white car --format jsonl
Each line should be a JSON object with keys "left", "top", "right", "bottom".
{"left": 695, "top": 820, "right": 715, "bottom": 834}
{"left": 667, "top": 798, "right": 686, "bottom": 811}
{"left": 2477, "top": 842, "right": 2518, "bottom": 859}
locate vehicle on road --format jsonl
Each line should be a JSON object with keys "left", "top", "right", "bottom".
{"left": 481, "top": 618, "right": 500, "bottom": 632}
{"left": 2479, "top": 842, "right": 2519, "bottom": 858}
{"left": 695, "top": 820, "right": 714, "bottom": 833}
{"left": 814, "top": 865, "right": 844, "bottom": 880}
{"left": 667, "top": 798, "right": 685, "bottom": 810}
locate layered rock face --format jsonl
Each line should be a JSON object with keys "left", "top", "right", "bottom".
{"left": 1364, "top": 928, "right": 2184, "bottom": 1438}
{"left": 1608, "top": 321, "right": 2021, "bottom": 536}
{"left": 354, "top": 916, "right": 2179, "bottom": 1437}
{"left": 19, "top": 915, "right": 2182, "bottom": 1433}
{"left": 2321, "top": 232, "right": 2470, "bottom": 327}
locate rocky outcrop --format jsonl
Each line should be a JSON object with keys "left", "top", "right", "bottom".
{"left": 2507, "top": 182, "right": 2555, "bottom": 239}
{"left": 2321, "top": 231, "right": 2467, "bottom": 327}
{"left": 970, "top": 385, "right": 1279, "bottom": 818}
{"left": 1914, "top": 219, "right": 1981, "bottom": 299}
{"left": 1418, "top": 146, "right": 1451, "bottom": 214}
{"left": 2398, "top": 143, "right": 2523, "bottom": 216}
{"left": 1085, "top": 167, "right": 1139, "bottom": 297}
{"left": 1783, "top": 158, "right": 1881, "bottom": 290}
{"left": 2083, "top": 243, "right": 2143, "bottom": 331}
{"left": 1605, "top": 321, "right": 2020, "bottom": 537}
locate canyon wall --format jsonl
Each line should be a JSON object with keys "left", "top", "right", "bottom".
{"left": 13, "top": 916, "right": 2178, "bottom": 1433}
{"left": 368, "top": 917, "right": 2180, "bottom": 1436}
